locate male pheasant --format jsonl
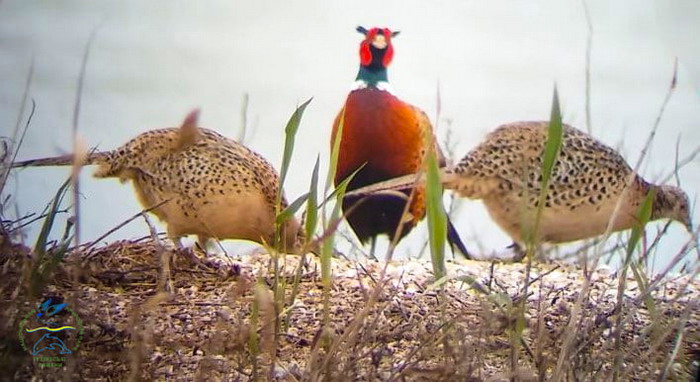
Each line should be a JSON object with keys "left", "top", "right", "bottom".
{"left": 13, "top": 110, "right": 303, "bottom": 257}
{"left": 345, "top": 121, "right": 692, "bottom": 258}
{"left": 331, "top": 26, "right": 469, "bottom": 257}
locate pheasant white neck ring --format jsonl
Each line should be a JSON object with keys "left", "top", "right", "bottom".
{"left": 351, "top": 80, "right": 395, "bottom": 94}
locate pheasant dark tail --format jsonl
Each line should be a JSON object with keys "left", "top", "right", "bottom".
{"left": 447, "top": 216, "right": 471, "bottom": 259}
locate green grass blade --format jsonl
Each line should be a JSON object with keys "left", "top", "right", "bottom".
{"left": 322, "top": 174, "right": 352, "bottom": 278}
{"left": 29, "top": 180, "right": 74, "bottom": 297}
{"left": 276, "top": 192, "right": 310, "bottom": 225}
{"left": 248, "top": 279, "right": 261, "bottom": 379}
{"left": 34, "top": 230, "right": 74, "bottom": 296}
{"left": 526, "top": 86, "right": 564, "bottom": 248}
{"left": 426, "top": 146, "right": 447, "bottom": 279}
{"left": 278, "top": 98, "right": 312, "bottom": 193}
{"left": 624, "top": 188, "right": 655, "bottom": 265}
{"left": 629, "top": 260, "right": 656, "bottom": 316}
{"left": 270, "top": 100, "right": 311, "bottom": 351}
{"left": 626, "top": 189, "right": 657, "bottom": 316}
{"left": 612, "top": 188, "right": 656, "bottom": 377}
{"left": 541, "top": 87, "right": 563, "bottom": 187}
{"left": 323, "top": 164, "right": 364, "bottom": 204}
{"left": 325, "top": 106, "right": 345, "bottom": 193}
{"left": 237, "top": 92, "right": 249, "bottom": 143}
{"left": 319, "top": 167, "right": 362, "bottom": 281}
{"left": 318, "top": 103, "right": 346, "bottom": 346}
{"left": 430, "top": 274, "right": 487, "bottom": 295}
{"left": 273, "top": 98, "right": 312, "bottom": 249}
{"left": 305, "top": 155, "right": 320, "bottom": 240}
{"left": 329, "top": 184, "right": 348, "bottom": 230}
{"left": 34, "top": 177, "right": 72, "bottom": 256}
{"left": 318, "top": 163, "right": 366, "bottom": 209}
{"left": 512, "top": 87, "right": 565, "bottom": 373}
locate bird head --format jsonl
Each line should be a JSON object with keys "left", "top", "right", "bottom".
{"left": 356, "top": 26, "right": 400, "bottom": 70}
{"left": 653, "top": 184, "right": 692, "bottom": 232}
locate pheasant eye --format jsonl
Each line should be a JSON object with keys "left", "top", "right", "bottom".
{"left": 372, "top": 34, "right": 387, "bottom": 49}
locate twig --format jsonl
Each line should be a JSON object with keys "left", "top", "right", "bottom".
{"left": 76, "top": 198, "right": 171, "bottom": 252}
{"left": 611, "top": 60, "right": 678, "bottom": 381}
{"left": 71, "top": 22, "right": 101, "bottom": 250}
{"left": 0, "top": 56, "right": 34, "bottom": 193}
{"left": 5, "top": 206, "right": 70, "bottom": 233}
{"left": 673, "top": 134, "right": 682, "bottom": 187}
{"left": 661, "top": 143, "right": 700, "bottom": 184}
{"left": 390, "top": 320, "right": 454, "bottom": 380}
{"left": 141, "top": 212, "right": 172, "bottom": 293}
{"left": 237, "top": 93, "right": 250, "bottom": 144}
{"left": 528, "top": 264, "right": 561, "bottom": 285}
{"left": 581, "top": 0, "right": 593, "bottom": 134}
{"left": 12, "top": 98, "right": 36, "bottom": 162}
{"left": 3, "top": 99, "right": 36, "bottom": 186}
{"left": 601, "top": 59, "right": 679, "bottom": 256}
{"left": 633, "top": 58, "right": 678, "bottom": 172}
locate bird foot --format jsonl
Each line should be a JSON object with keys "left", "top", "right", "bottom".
{"left": 176, "top": 247, "right": 223, "bottom": 272}
{"left": 489, "top": 242, "right": 526, "bottom": 262}
{"left": 188, "top": 250, "right": 243, "bottom": 276}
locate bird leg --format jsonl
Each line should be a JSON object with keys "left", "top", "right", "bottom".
{"left": 195, "top": 235, "right": 210, "bottom": 257}
{"left": 489, "top": 242, "right": 526, "bottom": 262}
{"left": 172, "top": 237, "right": 214, "bottom": 270}
{"left": 507, "top": 242, "right": 526, "bottom": 262}
{"left": 196, "top": 235, "right": 242, "bottom": 275}
{"left": 369, "top": 236, "right": 378, "bottom": 261}
{"left": 158, "top": 245, "right": 174, "bottom": 293}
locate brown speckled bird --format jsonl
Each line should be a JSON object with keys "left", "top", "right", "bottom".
{"left": 13, "top": 110, "right": 302, "bottom": 255}
{"left": 346, "top": 121, "right": 692, "bottom": 256}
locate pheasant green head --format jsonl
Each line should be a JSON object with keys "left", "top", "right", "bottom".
{"left": 355, "top": 26, "right": 400, "bottom": 88}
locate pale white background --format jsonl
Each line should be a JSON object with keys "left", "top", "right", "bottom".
{"left": 1, "top": 1, "right": 698, "bottom": 271}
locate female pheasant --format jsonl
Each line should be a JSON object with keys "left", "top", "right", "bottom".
{"left": 345, "top": 121, "right": 692, "bottom": 259}
{"left": 13, "top": 110, "right": 303, "bottom": 258}
{"left": 331, "top": 26, "right": 469, "bottom": 257}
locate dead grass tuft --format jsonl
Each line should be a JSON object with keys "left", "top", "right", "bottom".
{"left": 0, "top": 238, "right": 697, "bottom": 380}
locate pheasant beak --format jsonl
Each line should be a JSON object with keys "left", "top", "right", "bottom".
{"left": 683, "top": 216, "right": 693, "bottom": 233}
{"left": 372, "top": 34, "right": 387, "bottom": 49}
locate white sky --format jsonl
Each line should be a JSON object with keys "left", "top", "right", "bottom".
{"left": 1, "top": 0, "right": 698, "bottom": 271}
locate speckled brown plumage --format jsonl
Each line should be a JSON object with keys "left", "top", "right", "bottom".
{"left": 13, "top": 110, "right": 301, "bottom": 252}
{"left": 346, "top": 121, "right": 692, "bottom": 248}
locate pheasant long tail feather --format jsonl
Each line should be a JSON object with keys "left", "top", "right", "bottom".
{"left": 11, "top": 151, "right": 107, "bottom": 168}
{"left": 343, "top": 170, "right": 472, "bottom": 258}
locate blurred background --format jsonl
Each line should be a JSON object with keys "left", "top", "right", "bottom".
{"left": 1, "top": 0, "right": 698, "bottom": 271}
